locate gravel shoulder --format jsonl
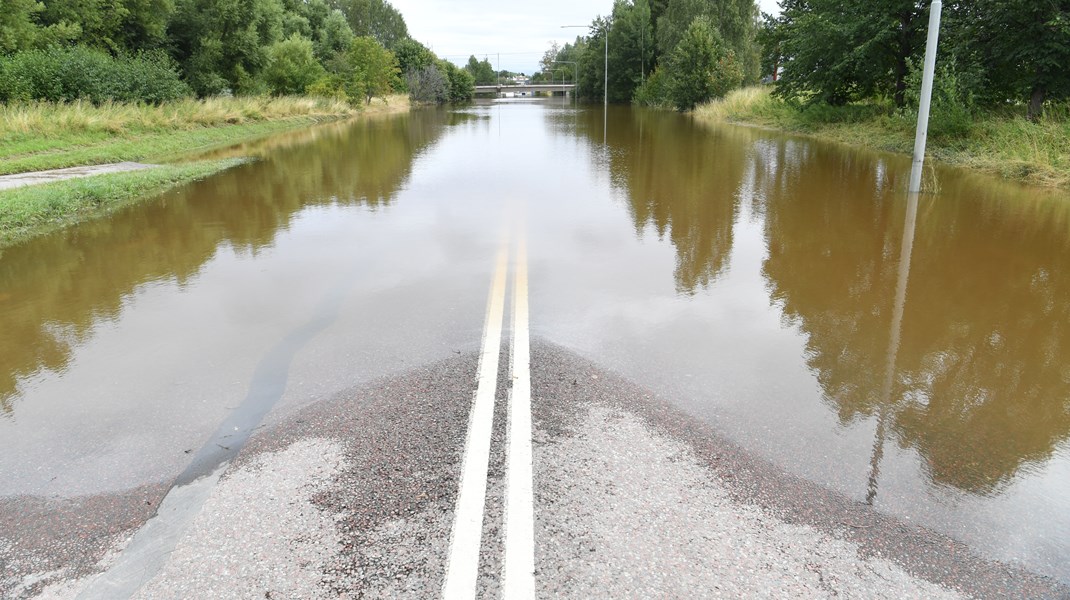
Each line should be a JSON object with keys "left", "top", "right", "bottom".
{"left": 7, "top": 341, "right": 1066, "bottom": 599}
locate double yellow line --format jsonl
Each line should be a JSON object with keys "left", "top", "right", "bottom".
{"left": 443, "top": 231, "right": 535, "bottom": 599}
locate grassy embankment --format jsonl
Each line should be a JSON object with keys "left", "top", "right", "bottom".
{"left": 0, "top": 94, "right": 409, "bottom": 247}
{"left": 694, "top": 86, "right": 1070, "bottom": 190}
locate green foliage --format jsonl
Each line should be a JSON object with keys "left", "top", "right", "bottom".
{"left": 667, "top": 16, "right": 743, "bottom": 111}
{"left": 465, "top": 55, "right": 496, "bottom": 85}
{"left": 314, "top": 10, "right": 355, "bottom": 62}
{"left": 0, "top": 0, "right": 45, "bottom": 53}
{"left": 343, "top": 36, "right": 399, "bottom": 104}
{"left": 263, "top": 34, "right": 325, "bottom": 95}
{"left": 440, "top": 60, "right": 474, "bottom": 103}
{"left": 394, "top": 37, "right": 435, "bottom": 75}
{"left": 576, "top": 17, "right": 609, "bottom": 102}
{"left": 633, "top": 65, "right": 669, "bottom": 106}
{"left": 333, "top": 0, "right": 408, "bottom": 50}
{"left": 31, "top": 0, "right": 175, "bottom": 52}
{"left": 0, "top": 46, "right": 191, "bottom": 104}
{"left": 772, "top": 0, "right": 931, "bottom": 107}
{"left": 970, "top": 0, "right": 1070, "bottom": 119}
{"left": 900, "top": 56, "right": 978, "bottom": 140}
{"left": 168, "top": 0, "right": 286, "bottom": 96}
{"left": 655, "top": 0, "right": 759, "bottom": 82}
{"left": 608, "top": 0, "right": 655, "bottom": 103}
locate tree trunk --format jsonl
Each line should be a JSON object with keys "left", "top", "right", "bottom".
{"left": 1028, "top": 85, "right": 1046, "bottom": 122}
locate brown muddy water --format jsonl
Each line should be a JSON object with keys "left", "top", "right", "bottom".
{"left": 1, "top": 98, "right": 1068, "bottom": 584}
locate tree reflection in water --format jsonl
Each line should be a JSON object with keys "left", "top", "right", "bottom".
{"left": 0, "top": 110, "right": 462, "bottom": 413}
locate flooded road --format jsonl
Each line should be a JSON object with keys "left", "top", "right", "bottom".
{"left": 2, "top": 99, "right": 1068, "bottom": 588}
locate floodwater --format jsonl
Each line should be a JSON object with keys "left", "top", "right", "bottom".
{"left": 2, "top": 98, "right": 1068, "bottom": 584}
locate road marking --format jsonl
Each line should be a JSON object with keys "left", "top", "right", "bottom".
{"left": 503, "top": 234, "right": 536, "bottom": 598}
{"left": 442, "top": 238, "right": 510, "bottom": 599}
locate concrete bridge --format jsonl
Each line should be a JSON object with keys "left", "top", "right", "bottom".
{"left": 474, "top": 84, "right": 575, "bottom": 97}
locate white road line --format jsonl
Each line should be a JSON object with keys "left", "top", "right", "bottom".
{"left": 503, "top": 234, "right": 536, "bottom": 598}
{"left": 442, "top": 239, "right": 510, "bottom": 600}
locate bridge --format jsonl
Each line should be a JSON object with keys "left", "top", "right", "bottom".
{"left": 474, "top": 84, "right": 576, "bottom": 97}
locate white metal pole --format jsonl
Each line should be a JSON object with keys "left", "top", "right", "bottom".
{"left": 909, "top": 0, "right": 943, "bottom": 193}
{"left": 604, "top": 27, "right": 608, "bottom": 112}
{"left": 604, "top": 24, "right": 609, "bottom": 144}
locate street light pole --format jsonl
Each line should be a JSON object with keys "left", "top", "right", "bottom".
{"left": 909, "top": 0, "right": 943, "bottom": 193}
{"left": 562, "top": 23, "right": 610, "bottom": 143}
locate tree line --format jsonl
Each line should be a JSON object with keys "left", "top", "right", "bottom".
{"left": 542, "top": 0, "right": 1069, "bottom": 119}
{"left": 0, "top": 0, "right": 476, "bottom": 104}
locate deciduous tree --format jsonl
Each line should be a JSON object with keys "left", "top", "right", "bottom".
{"left": 667, "top": 15, "right": 743, "bottom": 110}
{"left": 344, "top": 35, "right": 399, "bottom": 103}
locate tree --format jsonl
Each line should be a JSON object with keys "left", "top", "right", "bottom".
{"left": 264, "top": 34, "right": 324, "bottom": 95}
{"left": 314, "top": 9, "right": 355, "bottom": 62}
{"left": 333, "top": 0, "right": 408, "bottom": 50}
{"left": 607, "top": 0, "right": 655, "bottom": 102}
{"left": 344, "top": 35, "right": 399, "bottom": 103}
{"left": 667, "top": 15, "right": 743, "bottom": 110}
{"left": 405, "top": 64, "right": 448, "bottom": 103}
{"left": 465, "top": 55, "right": 496, "bottom": 85}
{"left": 655, "top": 0, "right": 760, "bottom": 84}
{"left": 772, "top": 0, "right": 930, "bottom": 107}
{"left": 576, "top": 16, "right": 610, "bottom": 101}
{"left": 0, "top": 0, "right": 44, "bottom": 52}
{"left": 440, "top": 59, "right": 474, "bottom": 102}
{"left": 394, "top": 37, "right": 434, "bottom": 75}
{"left": 168, "top": 0, "right": 285, "bottom": 95}
{"left": 971, "top": 0, "right": 1070, "bottom": 120}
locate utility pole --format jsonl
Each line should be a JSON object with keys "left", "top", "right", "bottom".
{"left": 909, "top": 0, "right": 943, "bottom": 193}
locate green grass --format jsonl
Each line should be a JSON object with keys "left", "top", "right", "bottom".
{"left": 0, "top": 94, "right": 410, "bottom": 246}
{"left": 694, "top": 87, "right": 1070, "bottom": 190}
{"left": 0, "top": 159, "right": 246, "bottom": 248}
{"left": 0, "top": 95, "right": 410, "bottom": 175}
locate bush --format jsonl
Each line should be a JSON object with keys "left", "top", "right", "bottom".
{"left": 263, "top": 34, "right": 325, "bottom": 96}
{"left": 633, "top": 67, "right": 669, "bottom": 107}
{"left": 439, "top": 60, "right": 474, "bottom": 103}
{"left": 405, "top": 65, "right": 448, "bottom": 104}
{"left": 0, "top": 46, "right": 191, "bottom": 104}
{"left": 901, "top": 58, "right": 977, "bottom": 140}
{"left": 666, "top": 16, "right": 744, "bottom": 111}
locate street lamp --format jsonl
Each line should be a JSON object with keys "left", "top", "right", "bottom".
{"left": 552, "top": 60, "right": 577, "bottom": 102}
{"left": 561, "top": 24, "right": 608, "bottom": 111}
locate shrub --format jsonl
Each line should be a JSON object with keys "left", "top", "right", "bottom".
{"left": 633, "top": 67, "right": 669, "bottom": 107}
{"left": 263, "top": 34, "right": 325, "bottom": 96}
{"left": 901, "top": 58, "right": 977, "bottom": 140}
{"left": 666, "top": 16, "right": 744, "bottom": 111}
{"left": 405, "top": 65, "right": 448, "bottom": 104}
{"left": 0, "top": 46, "right": 191, "bottom": 104}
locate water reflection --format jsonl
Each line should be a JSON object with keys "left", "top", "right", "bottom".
{"left": 757, "top": 142, "right": 1070, "bottom": 496}
{"left": 565, "top": 103, "right": 1070, "bottom": 499}
{"left": 0, "top": 110, "right": 457, "bottom": 414}
{"left": 563, "top": 107, "right": 751, "bottom": 294}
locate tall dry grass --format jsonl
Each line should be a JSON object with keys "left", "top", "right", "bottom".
{"left": 0, "top": 95, "right": 409, "bottom": 137}
{"left": 694, "top": 86, "right": 1070, "bottom": 189}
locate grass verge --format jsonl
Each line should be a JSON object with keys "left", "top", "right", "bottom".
{"left": 0, "top": 94, "right": 410, "bottom": 246}
{"left": 0, "top": 95, "right": 408, "bottom": 174}
{"left": 694, "top": 87, "right": 1070, "bottom": 190}
{"left": 0, "top": 159, "right": 246, "bottom": 248}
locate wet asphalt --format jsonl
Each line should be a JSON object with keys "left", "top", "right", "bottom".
{"left": 3, "top": 340, "right": 1067, "bottom": 599}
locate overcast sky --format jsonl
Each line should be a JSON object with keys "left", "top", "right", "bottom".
{"left": 390, "top": 0, "right": 781, "bottom": 74}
